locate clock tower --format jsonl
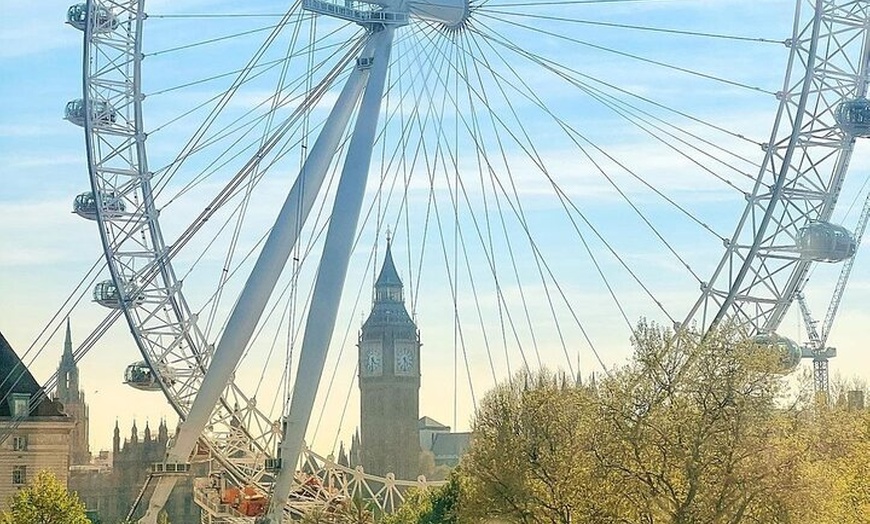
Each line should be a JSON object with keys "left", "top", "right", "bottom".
{"left": 358, "top": 239, "right": 421, "bottom": 479}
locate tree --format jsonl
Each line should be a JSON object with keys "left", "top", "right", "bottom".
{"left": 458, "top": 322, "right": 822, "bottom": 524}
{"left": 0, "top": 470, "right": 90, "bottom": 524}
{"left": 336, "top": 496, "right": 377, "bottom": 524}
{"left": 299, "top": 505, "right": 331, "bottom": 524}
{"left": 590, "top": 321, "right": 807, "bottom": 524}
{"left": 382, "top": 474, "right": 464, "bottom": 524}
{"left": 416, "top": 450, "right": 452, "bottom": 483}
{"left": 459, "top": 369, "right": 608, "bottom": 523}
{"left": 787, "top": 393, "right": 870, "bottom": 523}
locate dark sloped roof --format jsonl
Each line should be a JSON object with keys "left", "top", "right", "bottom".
{"left": 375, "top": 242, "right": 403, "bottom": 289}
{"left": 418, "top": 416, "right": 450, "bottom": 431}
{"left": 362, "top": 300, "right": 414, "bottom": 329}
{"left": 0, "top": 329, "right": 65, "bottom": 417}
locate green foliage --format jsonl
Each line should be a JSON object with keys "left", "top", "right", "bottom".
{"left": 786, "top": 401, "right": 870, "bottom": 523}
{"left": 417, "top": 451, "right": 452, "bottom": 483}
{"left": 382, "top": 488, "right": 431, "bottom": 524}
{"left": 0, "top": 470, "right": 90, "bottom": 524}
{"left": 297, "top": 495, "right": 379, "bottom": 524}
{"left": 460, "top": 368, "right": 605, "bottom": 523}
{"left": 300, "top": 322, "right": 870, "bottom": 524}
{"left": 299, "top": 506, "right": 330, "bottom": 524}
{"left": 337, "top": 496, "right": 376, "bottom": 524}
{"left": 591, "top": 321, "right": 803, "bottom": 523}
{"left": 382, "top": 474, "right": 463, "bottom": 524}
{"left": 457, "top": 321, "right": 867, "bottom": 524}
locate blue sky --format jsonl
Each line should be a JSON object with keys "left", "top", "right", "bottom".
{"left": 2, "top": 0, "right": 870, "bottom": 456}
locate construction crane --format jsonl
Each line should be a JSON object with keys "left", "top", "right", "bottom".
{"left": 797, "top": 188, "right": 870, "bottom": 396}
{"left": 795, "top": 293, "right": 837, "bottom": 396}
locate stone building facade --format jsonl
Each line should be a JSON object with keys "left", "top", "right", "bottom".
{"left": 418, "top": 416, "right": 471, "bottom": 468}
{"left": 0, "top": 329, "right": 73, "bottom": 507}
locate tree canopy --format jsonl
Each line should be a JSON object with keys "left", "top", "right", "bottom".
{"left": 382, "top": 474, "right": 464, "bottom": 524}
{"left": 456, "top": 321, "right": 870, "bottom": 524}
{"left": 1, "top": 470, "right": 90, "bottom": 524}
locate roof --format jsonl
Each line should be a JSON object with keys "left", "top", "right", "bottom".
{"left": 0, "top": 329, "right": 65, "bottom": 417}
{"left": 418, "top": 416, "right": 450, "bottom": 431}
{"left": 375, "top": 242, "right": 403, "bottom": 289}
{"left": 363, "top": 241, "right": 415, "bottom": 329}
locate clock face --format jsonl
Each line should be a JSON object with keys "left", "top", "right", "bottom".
{"left": 395, "top": 343, "right": 415, "bottom": 375}
{"left": 361, "top": 343, "right": 382, "bottom": 376}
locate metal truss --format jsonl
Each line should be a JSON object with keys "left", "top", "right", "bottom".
{"left": 195, "top": 446, "right": 445, "bottom": 524}
{"left": 79, "top": 0, "right": 281, "bottom": 507}
{"left": 685, "top": 0, "right": 870, "bottom": 335}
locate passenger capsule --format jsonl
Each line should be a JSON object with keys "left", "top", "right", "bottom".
{"left": 64, "top": 99, "right": 116, "bottom": 127}
{"left": 66, "top": 3, "right": 118, "bottom": 33}
{"left": 124, "top": 361, "right": 176, "bottom": 391}
{"left": 73, "top": 191, "right": 126, "bottom": 220}
{"left": 797, "top": 222, "right": 856, "bottom": 263}
{"left": 752, "top": 333, "right": 802, "bottom": 373}
{"left": 834, "top": 97, "right": 870, "bottom": 137}
{"left": 93, "top": 279, "right": 143, "bottom": 309}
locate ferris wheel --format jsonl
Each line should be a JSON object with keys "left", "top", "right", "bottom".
{"left": 63, "top": 0, "right": 870, "bottom": 522}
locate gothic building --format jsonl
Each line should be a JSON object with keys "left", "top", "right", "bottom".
{"left": 358, "top": 241, "right": 421, "bottom": 479}
{"left": 54, "top": 321, "right": 198, "bottom": 522}
{"left": 54, "top": 319, "right": 90, "bottom": 465}
{"left": 70, "top": 419, "right": 201, "bottom": 523}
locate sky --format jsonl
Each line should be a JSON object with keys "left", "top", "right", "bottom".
{"left": 1, "top": 0, "right": 870, "bottom": 460}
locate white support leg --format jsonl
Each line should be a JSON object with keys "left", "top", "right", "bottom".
{"left": 137, "top": 40, "right": 377, "bottom": 524}
{"left": 138, "top": 475, "right": 176, "bottom": 524}
{"left": 264, "top": 25, "right": 396, "bottom": 524}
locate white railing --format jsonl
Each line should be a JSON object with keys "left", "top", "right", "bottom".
{"left": 302, "top": 0, "right": 409, "bottom": 25}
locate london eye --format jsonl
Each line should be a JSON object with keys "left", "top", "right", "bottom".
{"left": 47, "top": 0, "right": 870, "bottom": 521}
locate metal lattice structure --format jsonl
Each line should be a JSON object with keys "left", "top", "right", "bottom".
{"left": 72, "top": 0, "right": 281, "bottom": 498}
{"left": 195, "top": 445, "right": 444, "bottom": 524}
{"left": 685, "top": 0, "right": 870, "bottom": 334}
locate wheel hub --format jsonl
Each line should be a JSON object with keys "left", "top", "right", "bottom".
{"left": 303, "top": 0, "right": 470, "bottom": 28}
{"left": 407, "top": 0, "right": 470, "bottom": 27}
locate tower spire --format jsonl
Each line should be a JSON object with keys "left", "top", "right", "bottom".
{"left": 57, "top": 318, "right": 80, "bottom": 400}
{"left": 358, "top": 237, "right": 421, "bottom": 479}
{"left": 57, "top": 319, "right": 90, "bottom": 465}
{"left": 374, "top": 239, "right": 403, "bottom": 303}
{"left": 64, "top": 317, "right": 73, "bottom": 359}
{"left": 113, "top": 419, "right": 121, "bottom": 454}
